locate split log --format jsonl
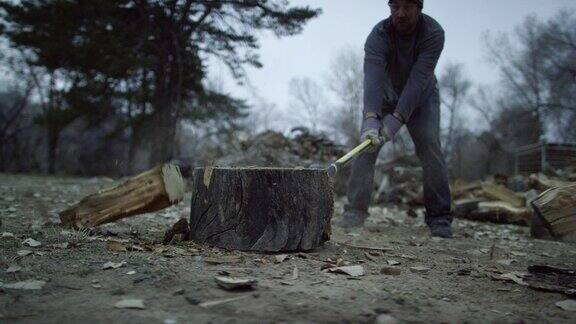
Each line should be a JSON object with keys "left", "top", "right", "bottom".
{"left": 453, "top": 198, "right": 483, "bottom": 217}
{"left": 60, "top": 164, "right": 185, "bottom": 229}
{"left": 451, "top": 181, "right": 482, "bottom": 200}
{"left": 529, "top": 173, "right": 571, "bottom": 191}
{"left": 189, "top": 167, "right": 333, "bottom": 252}
{"left": 481, "top": 183, "right": 526, "bottom": 208}
{"left": 531, "top": 183, "right": 576, "bottom": 242}
{"left": 458, "top": 201, "right": 531, "bottom": 226}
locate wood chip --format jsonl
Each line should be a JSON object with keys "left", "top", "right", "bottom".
{"left": 51, "top": 242, "right": 70, "bottom": 249}
{"left": 328, "top": 265, "right": 365, "bottom": 277}
{"left": 274, "top": 254, "right": 288, "bottom": 263}
{"left": 410, "top": 266, "right": 431, "bottom": 274}
{"left": 6, "top": 266, "right": 22, "bottom": 273}
{"left": 198, "top": 295, "right": 250, "bottom": 308}
{"left": 2, "top": 280, "right": 46, "bottom": 290}
{"left": 102, "top": 261, "right": 127, "bottom": 270}
{"left": 334, "top": 242, "right": 393, "bottom": 252}
{"left": 114, "top": 299, "right": 146, "bottom": 310}
{"left": 214, "top": 276, "right": 257, "bottom": 291}
{"left": 496, "top": 259, "right": 516, "bottom": 266}
{"left": 22, "top": 238, "right": 41, "bottom": 247}
{"left": 204, "top": 256, "right": 242, "bottom": 265}
{"left": 381, "top": 266, "right": 402, "bottom": 276}
{"left": 17, "top": 250, "right": 32, "bottom": 257}
{"left": 492, "top": 272, "right": 528, "bottom": 286}
{"left": 1, "top": 232, "right": 15, "bottom": 240}
{"left": 291, "top": 266, "right": 299, "bottom": 280}
{"left": 106, "top": 241, "right": 128, "bottom": 252}
{"left": 556, "top": 299, "right": 576, "bottom": 312}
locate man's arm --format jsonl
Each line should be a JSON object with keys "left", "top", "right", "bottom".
{"left": 363, "top": 26, "right": 398, "bottom": 119}
{"left": 394, "top": 29, "right": 445, "bottom": 122}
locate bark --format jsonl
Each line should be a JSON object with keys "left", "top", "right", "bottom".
{"left": 47, "top": 128, "right": 60, "bottom": 175}
{"left": 190, "top": 167, "right": 334, "bottom": 252}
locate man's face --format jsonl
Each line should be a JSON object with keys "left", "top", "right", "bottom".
{"left": 389, "top": 0, "right": 421, "bottom": 35}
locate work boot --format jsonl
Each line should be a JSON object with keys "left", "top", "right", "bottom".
{"left": 425, "top": 214, "right": 453, "bottom": 238}
{"left": 336, "top": 206, "right": 369, "bottom": 229}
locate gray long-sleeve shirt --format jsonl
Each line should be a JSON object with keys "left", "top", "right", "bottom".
{"left": 363, "top": 14, "right": 445, "bottom": 122}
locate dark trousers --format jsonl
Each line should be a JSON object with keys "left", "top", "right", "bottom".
{"left": 346, "top": 91, "right": 452, "bottom": 219}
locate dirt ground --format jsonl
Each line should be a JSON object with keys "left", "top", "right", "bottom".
{"left": 1, "top": 173, "right": 576, "bottom": 324}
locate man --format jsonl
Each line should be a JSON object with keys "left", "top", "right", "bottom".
{"left": 338, "top": 0, "right": 453, "bottom": 238}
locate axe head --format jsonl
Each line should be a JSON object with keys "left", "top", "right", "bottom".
{"left": 326, "top": 163, "right": 338, "bottom": 178}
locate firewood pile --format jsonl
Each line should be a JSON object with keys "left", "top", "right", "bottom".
{"left": 372, "top": 157, "right": 576, "bottom": 242}
{"left": 373, "top": 156, "right": 423, "bottom": 205}
{"left": 218, "top": 128, "right": 345, "bottom": 167}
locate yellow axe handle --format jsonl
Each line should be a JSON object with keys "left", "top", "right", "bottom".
{"left": 326, "top": 139, "right": 373, "bottom": 177}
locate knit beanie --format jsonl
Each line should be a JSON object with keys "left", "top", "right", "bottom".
{"left": 389, "top": 0, "right": 423, "bottom": 9}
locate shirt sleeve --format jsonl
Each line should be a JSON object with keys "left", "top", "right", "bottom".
{"left": 395, "top": 29, "right": 445, "bottom": 121}
{"left": 363, "top": 26, "right": 398, "bottom": 118}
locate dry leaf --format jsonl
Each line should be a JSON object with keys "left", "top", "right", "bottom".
{"left": 106, "top": 241, "right": 128, "bottom": 252}
{"left": 114, "top": 299, "right": 146, "bottom": 310}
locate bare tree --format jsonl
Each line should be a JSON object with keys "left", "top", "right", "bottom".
{"left": 324, "top": 46, "right": 363, "bottom": 147}
{"left": 438, "top": 62, "right": 471, "bottom": 159}
{"left": 483, "top": 9, "right": 576, "bottom": 144}
{"left": 288, "top": 77, "right": 327, "bottom": 133}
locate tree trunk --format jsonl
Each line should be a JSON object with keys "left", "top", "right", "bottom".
{"left": 60, "top": 164, "right": 185, "bottom": 229}
{"left": 47, "top": 128, "right": 60, "bottom": 174}
{"left": 190, "top": 167, "right": 334, "bottom": 252}
{"left": 147, "top": 106, "right": 177, "bottom": 166}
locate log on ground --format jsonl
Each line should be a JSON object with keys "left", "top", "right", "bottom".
{"left": 457, "top": 201, "right": 532, "bottom": 226}
{"left": 531, "top": 183, "right": 576, "bottom": 242}
{"left": 189, "top": 167, "right": 333, "bottom": 252}
{"left": 60, "top": 164, "right": 185, "bottom": 229}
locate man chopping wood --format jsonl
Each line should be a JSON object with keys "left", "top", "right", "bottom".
{"left": 337, "top": 0, "right": 453, "bottom": 238}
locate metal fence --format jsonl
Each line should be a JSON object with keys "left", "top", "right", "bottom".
{"left": 514, "top": 141, "right": 576, "bottom": 174}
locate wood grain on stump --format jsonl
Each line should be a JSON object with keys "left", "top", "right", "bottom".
{"left": 190, "top": 167, "right": 333, "bottom": 252}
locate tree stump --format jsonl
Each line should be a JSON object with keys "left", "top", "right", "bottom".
{"left": 60, "top": 164, "right": 185, "bottom": 229}
{"left": 190, "top": 167, "right": 333, "bottom": 252}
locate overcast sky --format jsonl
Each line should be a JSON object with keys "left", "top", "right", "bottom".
{"left": 210, "top": 0, "right": 576, "bottom": 124}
